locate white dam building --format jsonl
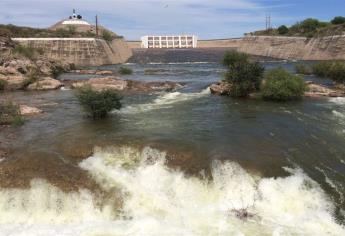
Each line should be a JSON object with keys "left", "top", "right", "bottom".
{"left": 141, "top": 35, "right": 198, "bottom": 49}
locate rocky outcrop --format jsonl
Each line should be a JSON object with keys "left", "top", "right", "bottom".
{"left": 238, "top": 35, "right": 345, "bottom": 60}
{"left": 210, "top": 81, "right": 232, "bottom": 95}
{"left": 19, "top": 105, "right": 43, "bottom": 115}
{"left": 71, "top": 70, "right": 114, "bottom": 75}
{"left": 71, "top": 76, "right": 183, "bottom": 92}
{"left": 305, "top": 82, "right": 345, "bottom": 97}
{"left": 27, "top": 77, "right": 63, "bottom": 90}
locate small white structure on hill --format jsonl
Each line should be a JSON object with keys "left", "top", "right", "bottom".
{"left": 141, "top": 35, "right": 198, "bottom": 49}
{"left": 61, "top": 9, "right": 90, "bottom": 26}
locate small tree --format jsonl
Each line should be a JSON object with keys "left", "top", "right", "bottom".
{"left": 118, "top": 66, "right": 133, "bottom": 75}
{"left": 295, "top": 64, "right": 312, "bottom": 75}
{"left": 261, "top": 68, "right": 306, "bottom": 101}
{"left": 76, "top": 87, "right": 122, "bottom": 119}
{"left": 278, "top": 25, "right": 289, "bottom": 35}
{"left": 331, "top": 16, "right": 345, "bottom": 25}
{"left": 222, "top": 51, "right": 249, "bottom": 67}
{"left": 225, "top": 61, "right": 264, "bottom": 97}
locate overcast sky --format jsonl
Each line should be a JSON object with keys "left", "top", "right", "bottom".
{"left": 0, "top": 0, "right": 344, "bottom": 40}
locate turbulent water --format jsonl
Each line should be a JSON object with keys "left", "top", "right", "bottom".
{"left": 1, "top": 61, "right": 345, "bottom": 235}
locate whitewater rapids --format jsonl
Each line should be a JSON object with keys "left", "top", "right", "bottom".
{"left": 0, "top": 146, "right": 344, "bottom": 236}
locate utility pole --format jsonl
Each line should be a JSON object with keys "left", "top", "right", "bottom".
{"left": 95, "top": 15, "right": 99, "bottom": 37}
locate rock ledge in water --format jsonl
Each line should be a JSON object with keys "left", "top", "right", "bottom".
{"left": 27, "top": 77, "right": 63, "bottom": 91}
{"left": 19, "top": 105, "right": 43, "bottom": 116}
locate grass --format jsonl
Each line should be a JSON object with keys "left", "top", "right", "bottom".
{"left": 0, "top": 102, "right": 24, "bottom": 126}
{"left": 76, "top": 87, "right": 122, "bottom": 119}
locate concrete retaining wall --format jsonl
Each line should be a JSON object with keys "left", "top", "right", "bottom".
{"left": 12, "top": 38, "right": 132, "bottom": 66}
{"left": 238, "top": 36, "right": 345, "bottom": 60}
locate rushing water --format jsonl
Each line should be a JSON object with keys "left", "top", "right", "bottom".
{"left": 0, "top": 61, "right": 345, "bottom": 235}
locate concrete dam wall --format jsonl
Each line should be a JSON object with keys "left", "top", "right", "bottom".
{"left": 238, "top": 36, "right": 345, "bottom": 60}
{"left": 12, "top": 38, "right": 132, "bottom": 66}
{"left": 127, "top": 35, "right": 345, "bottom": 61}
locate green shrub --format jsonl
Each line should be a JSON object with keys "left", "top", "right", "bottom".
{"left": 51, "top": 65, "right": 67, "bottom": 78}
{"left": 0, "top": 79, "right": 7, "bottom": 91}
{"left": 118, "top": 66, "right": 133, "bottom": 75}
{"left": 331, "top": 16, "right": 345, "bottom": 25}
{"left": 295, "top": 64, "right": 312, "bottom": 75}
{"left": 102, "top": 30, "right": 113, "bottom": 42}
{"left": 0, "top": 102, "right": 24, "bottom": 126}
{"left": 222, "top": 51, "right": 249, "bottom": 67}
{"left": 312, "top": 61, "right": 333, "bottom": 77}
{"left": 327, "top": 61, "right": 345, "bottom": 83}
{"left": 278, "top": 25, "right": 289, "bottom": 35}
{"left": 261, "top": 68, "right": 306, "bottom": 101}
{"left": 76, "top": 87, "right": 122, "bottom": 119}
{"left": 225, "top": 61, "right": 264, "bottom": 97}
{"left": 12, "top": 45, "right": 36, "bottom": 59}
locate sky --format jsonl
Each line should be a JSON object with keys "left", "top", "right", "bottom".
{"left": 0, "top": 0, "right": 344, "bottom": 40}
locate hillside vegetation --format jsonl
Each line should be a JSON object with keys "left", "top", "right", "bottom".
{"left": 0, "top": 24, "right": 122, "bottom": 41}
{"left": 251, "top": 16, "right": 345, "bottom": 38}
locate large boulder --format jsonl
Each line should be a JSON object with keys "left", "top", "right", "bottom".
{"left": 19, "top": 105, "right": 43, "bottom": 116}
{"left": 210, "top": 81, "right": 232, "bottom": 95}
{"left": 305, "top": 82, "right": 345, "bottom": 97}
{"left": 27, "top": 77, "right": 63, "bottom": 90}
{"left": 72, "top": 77, "right": 128, "bottom": 91}
{"left": 0, "top": 74, "right": 26, "bottom": 90}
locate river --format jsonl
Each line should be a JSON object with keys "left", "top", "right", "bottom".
{"left": 0, "top": 61, "right": 344, "bottom": 235}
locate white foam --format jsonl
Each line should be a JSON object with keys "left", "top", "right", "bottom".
{"left": 118, "top": 88, "right": 210, "bottom": 114}
{"left": 330, "top": 97, "right": 345, "bottom": 105}
{"left": 0, "top": 146, "right": 344, "bottom": 236}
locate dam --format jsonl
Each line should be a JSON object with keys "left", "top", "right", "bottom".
{"left": 128, "top": 35, "right": 345, "bottom": 61}
{"left": 12, "top": 37, "right": 132, "bottom": 66}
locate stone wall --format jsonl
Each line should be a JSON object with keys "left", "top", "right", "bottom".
{"left": 238, "top": 36, "right": 345, "bottom": 60}
{"left": 12, "top": 38, "right": 132, "bottom": 66}
{"left": 197, "top": 39, "right": 242, "bottom": 48}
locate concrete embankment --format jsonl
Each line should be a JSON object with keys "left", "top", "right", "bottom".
{"left": 238, "top": 36, "right": 345, "bottom": 60}
{"left": 128, "top": 35, "right": 345, "bottom": 61}
{"left": 12, "top": 38, "right": 132, "bottom": 66}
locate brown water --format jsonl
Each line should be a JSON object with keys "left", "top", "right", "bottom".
{"left": 0, "top": 61, "right": 344, "bottom": 235}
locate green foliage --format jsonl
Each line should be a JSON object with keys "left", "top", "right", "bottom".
{"left": 312, "top": 61, "right": 333, "bottom": 77}
{"left": 225, "top": 61, "right": 264, "bottom": 97}
{"left": 0, "top": 102, "right": 24, "bottom": 126}
{"left": 331, "top": 16, "right": 345, "bottom": 25}
{"left": 278, "top": 25, "right": 289, "bottom": 35}
{"left": 118, "top": 66, "right": 133, "bottom": 75}
{"left": 295, "top": 64, "right": 312, "bottom": 75}
{"left": 222, "top": 51, "right": 249, "bottom": 67}
{"left": 0, "top": 79, "right": 7, "bottom": 91}
{"left": 51, "top": 65, "right": 67, "bottom": 78}
{"left": 261, "top": 68, "right": 306, "bottom": 101}
{"left": 326, "top": 61, "right": 345, "bottom": 83}
{"left": 76, "top": 87, "right": 122, "bottom": 119}
{"left": 102, "top": 30, "right": 114, "bottom": 42}
{"left": 22, "top": 68, "right": 39, "bottom": 88}
{"left": 12, "top": 45, "right": 36, "bottom": 59}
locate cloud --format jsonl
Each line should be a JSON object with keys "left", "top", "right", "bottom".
{"left": 0, "top": 0, "right": 291, "bottom": 39}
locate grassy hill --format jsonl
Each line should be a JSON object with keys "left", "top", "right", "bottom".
{"left": 249, "top": 17, "right": 345, "bottom": 38}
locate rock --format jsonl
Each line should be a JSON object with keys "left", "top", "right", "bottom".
{"left": 305, "top": 82, "right": 345, "bottom": 97}
{"left": 210, "top": 81, "right": 232, "bottom": 95}
{"left": 72, "top": 77, "right": 128, "bottom": 91}
{"left": 0, "top": 74, "right": 26, "bottom": 90}
{"left": 95, "top": 70, "right": 114, "bottom": 75}
{"left": 71, "top": 76, "right": 183, "bottom": 93}
{"left": 27, "top": 77, "right": 63, "bottom": 90}
{"left": 19, "top": 105, "right": 43, "bottom": 116}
